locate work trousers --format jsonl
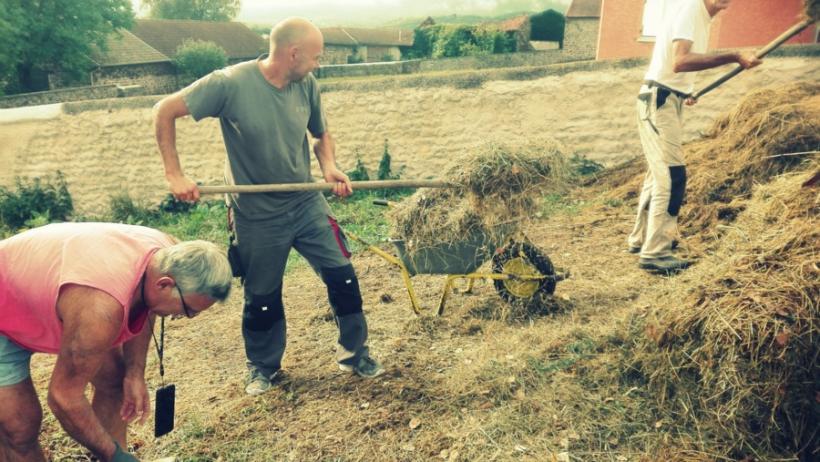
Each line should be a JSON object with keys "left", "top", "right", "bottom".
{"left": 628, "top": 85, "right": 687, "bottom": 258}
{"left": 234, "top": 193, "right": 369, "bottom": 378}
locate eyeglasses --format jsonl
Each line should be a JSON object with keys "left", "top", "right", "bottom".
{"left": 175, "top": 285, "right": 199, "bottom": 318}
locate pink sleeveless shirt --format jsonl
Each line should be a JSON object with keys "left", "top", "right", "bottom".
{"left": 0, "top": 223, "right": 174, "bottom": 354}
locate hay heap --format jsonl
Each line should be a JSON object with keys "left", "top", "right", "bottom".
{"left": 610, "top": 82, "right": 820, "bottom": 248}
{"left": 632, "top": 83, "right": 819, "bottom": 458}
{"left": 389, "top": 138, "right": 569, "bottom": 254}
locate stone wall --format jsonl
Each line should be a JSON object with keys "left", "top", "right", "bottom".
{"left": 563, "top": 18, "right": 600, "bottom": 61}
{"left": 315, "top": 60, "right": 421, "bottom": 79}
{"left": 418, "top": 49, "right": 576, "bottom": 72}
{"left": 92, "top": 62, "right": 178, "bottom": 95}
{"left": 0, "top": 84, "right": 120, "bottom": 109}
{"left": 325, "top": 45, "right": 355, "bottom": 65}
{"left": 366, "top": 46, "right": 401, "bottom": 62}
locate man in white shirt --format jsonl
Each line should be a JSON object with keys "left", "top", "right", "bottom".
{"left": 628, "top": 0, "right": 761, "bottom": 273}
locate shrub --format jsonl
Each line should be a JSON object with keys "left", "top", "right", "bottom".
{"left": 174, "top": 39, "right": 228, "bottom": 82}
{"left": 109, "top": 193, "right": 160, "bottom": 224}
{"left": 346, "top": 151, "right": 371, "bottom": 181}
{"left": 0, "top": 172, "right": 73, "bottom": 230}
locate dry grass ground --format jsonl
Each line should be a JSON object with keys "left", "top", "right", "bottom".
{"left": 14, "top": 63, "right": 819, "bottom": 462}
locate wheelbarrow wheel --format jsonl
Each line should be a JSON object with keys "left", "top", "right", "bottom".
{"left": 492, "top": 242, "right": 556, "bottom": 305}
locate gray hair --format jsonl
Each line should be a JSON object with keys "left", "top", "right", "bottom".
{"left": 155, "top": 240, "right": 232, "bottom": 301}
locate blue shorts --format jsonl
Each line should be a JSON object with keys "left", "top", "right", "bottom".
{"left": 0, "top": 334, "right": 32, "bottom": 387}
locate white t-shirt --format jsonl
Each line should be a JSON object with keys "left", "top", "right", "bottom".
{"left": 644, "top": 0, "right": 712, "bottom": 94}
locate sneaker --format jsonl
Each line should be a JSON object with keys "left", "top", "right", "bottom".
{"left": 245, "top": 368, "right": 278, "bottom": 396}
{"left": 339, "top": 356, "right": 385, "bottom": 378}
{"left": 639, "top": 256, "right": 691, "bottom": 273}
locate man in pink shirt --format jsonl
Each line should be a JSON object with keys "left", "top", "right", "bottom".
{"left": 0, "top": 223, "right": 232, "bottom": 462}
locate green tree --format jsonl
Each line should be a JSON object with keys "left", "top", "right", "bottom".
{"left": 530, "top": 9, "right": 565, "bottom": 48}
{"left": 145, "top": 0, "right": 241, "bottom": 21}
{"left": 173, "top": 39, "right": 227, "bottom": 83}
{"left": 1, "top": 0, "right": 134, "bottom": 94}
{"left": 0, "top": 2, "right": 24, "bottom": 95}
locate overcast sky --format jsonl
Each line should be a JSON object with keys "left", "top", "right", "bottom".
{"left": 131, "top": 0, "right": 571, "bottom": 26}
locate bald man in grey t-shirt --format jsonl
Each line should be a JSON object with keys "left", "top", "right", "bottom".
{"left": 154, "top": 17, "right": 384, "bottom": 396}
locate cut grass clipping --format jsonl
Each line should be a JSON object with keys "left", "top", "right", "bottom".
{"left": 625, "top": 81, "right": 819, "bottom": 458}
{"left": 389, "top": 138, "right": 570, "bottom": 258}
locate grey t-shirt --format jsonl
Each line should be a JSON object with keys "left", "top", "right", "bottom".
{"left": 182, "top": 56, "right": 327, "bottom": 219}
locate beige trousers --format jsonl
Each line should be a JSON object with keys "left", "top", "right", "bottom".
{"left": 628, "top": 85, "right": 687, "bottom": 259}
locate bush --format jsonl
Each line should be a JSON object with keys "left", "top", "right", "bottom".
{"left": 174, "top": 39, "right": 228, "bottom": 82}
{"left": 346, "top": 152, "right": 371, "bottom": 181}
{"left": 109, "top": 193, "right": 161, "bottom": 224}
{"left": 407, "top": 24, "right": 519, "bottom": 60}
{"left": 0, "top": 173, "right": 73, "bottom": 231}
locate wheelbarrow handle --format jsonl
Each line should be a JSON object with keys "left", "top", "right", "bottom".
{"left": 198, "top": 179, "right": 453, "bottom": 195}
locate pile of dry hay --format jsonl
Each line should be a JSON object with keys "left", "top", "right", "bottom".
{"left": 609, "top": 81, "right": 820, "bottom": 249}
{"left": 628, "top": 84, "right": 819, "bottom": 458}
{"left": 389, "top": 138, "right": 569, "bottom": 255}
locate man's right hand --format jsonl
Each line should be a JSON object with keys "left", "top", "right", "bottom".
{"left": 167, "top": 174, "right": 200, "bottom": 202}
{"left": 736, "top": 51, "right": 762, "bottom": 70}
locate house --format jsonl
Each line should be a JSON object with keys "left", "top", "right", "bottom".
{"left": 87, "top": 29, "right": 177, "bottom": 94}
{"left": 320, "top": 27, "right": 414, "bottom": 64}
{"left": 495, "top": 15, "right": 533, "bottom": 52}
{"left": 596, "top": 0, "right": 817, "bottom": 60}
{"left": 81, "top": 19, "right": 266, "bottom": 93}
{"left": 130, "top": 19, "right": 266, "bottom": 64}
{"left": 563, "top": 0, "right": 602, "bottom": 60}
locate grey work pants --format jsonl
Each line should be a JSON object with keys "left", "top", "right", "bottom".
{"left": 234, "top": 193, "right": 369, "bottom": 378}
{"left": 628, "top": 85, "right": 687, "bottom": 259}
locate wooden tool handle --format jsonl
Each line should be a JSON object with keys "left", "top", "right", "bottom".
{"left": 198, "top": 179, "right": 452, "bottom": 194}
{"left": 692, "top": 18, "right": 814, "bottom": 99}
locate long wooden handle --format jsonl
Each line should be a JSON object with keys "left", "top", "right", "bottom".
{"left": 692, "top": 18, "right": 814, "bottom": 99}
{"left": 198, "top": 179, "right": 452, "bottom": 194}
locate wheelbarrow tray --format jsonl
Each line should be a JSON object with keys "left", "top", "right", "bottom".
{"left": 391, "top": 226, "right": 512, "bottom": 276}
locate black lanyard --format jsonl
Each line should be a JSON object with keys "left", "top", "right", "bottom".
{"left": 142, "top": 274, "right": 166, "bottom": 383}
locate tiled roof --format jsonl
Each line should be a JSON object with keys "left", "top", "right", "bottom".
{"left": 496, "top": 15, "right": 530, "bottom": 32}
{"left": 131, "top": 19, "right": 266, "bottom": 59}
{"left": 566, "top": 0, "right": 602, "bottom": 18}
{"left": 94, "top": 29, "right": 170, "bottom": 66}
{"left": 321, "top": 27, "right": 414, "bottom": 47}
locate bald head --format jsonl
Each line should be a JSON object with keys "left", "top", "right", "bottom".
{"left": 270, "top": 17, "right": 323, "bottom": 52}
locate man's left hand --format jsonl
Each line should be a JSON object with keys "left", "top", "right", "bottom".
{"left": 324, "top": 168, "right": 353, "bottom": 197}
{"left": 121, "top": 375, "right": 150, "bottom": 424}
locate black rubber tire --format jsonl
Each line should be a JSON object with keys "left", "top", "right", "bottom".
{"left": 492, "top": 241, "right": 556, "bottom": 305}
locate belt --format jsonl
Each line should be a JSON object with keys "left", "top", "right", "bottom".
{"left": 644, "top": 80, "right": 690, "bottom": 99}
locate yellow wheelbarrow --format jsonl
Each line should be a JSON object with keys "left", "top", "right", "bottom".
{"left": 344, "top": 204, "right": 567, "bottom": 316}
